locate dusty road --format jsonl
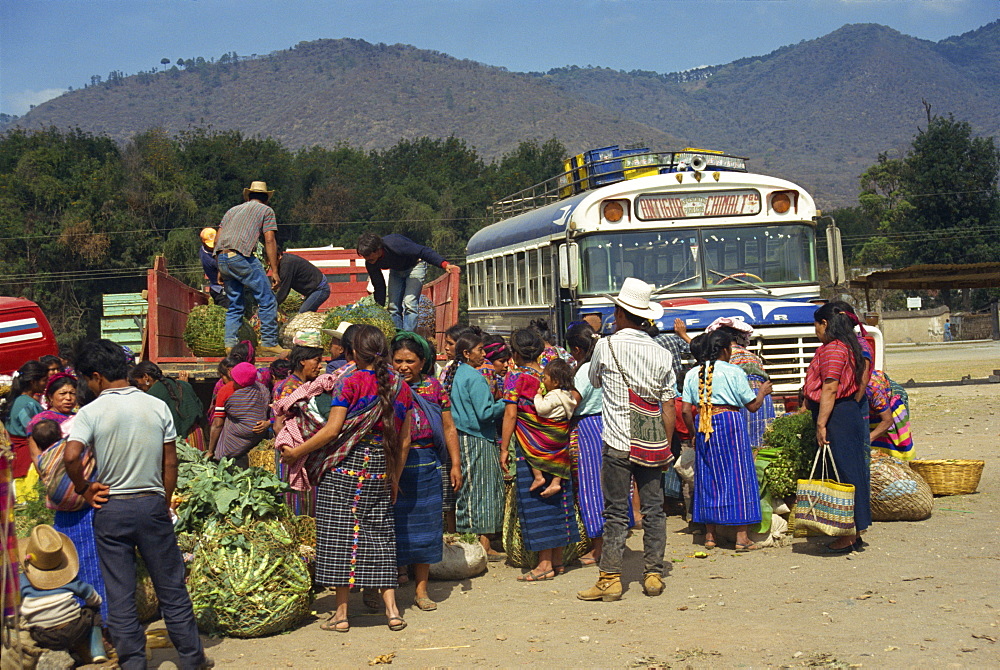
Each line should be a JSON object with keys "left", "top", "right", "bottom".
{"left": 149, "top": 343, "right": 1000, "bottom": 669}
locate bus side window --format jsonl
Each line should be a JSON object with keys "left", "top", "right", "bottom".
{"left": 540, "top": 247, "right": 553, "bottom": 300}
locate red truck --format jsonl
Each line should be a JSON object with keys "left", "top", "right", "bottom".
{"left": 0, "top": 297, "right": 60, "bottom": 377}
{"left": 138, "top": 249, "right": 460, "bottom": 380}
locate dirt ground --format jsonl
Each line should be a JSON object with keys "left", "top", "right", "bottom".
{"left": 147, "top": 343, "right": 1000, "bottom": 669}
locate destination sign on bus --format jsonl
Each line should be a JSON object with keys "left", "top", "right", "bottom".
{"left": 636, "top": 189, "right": 761, "bottom": 221}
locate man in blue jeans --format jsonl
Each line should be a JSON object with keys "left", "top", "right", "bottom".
{"left": 357, "top": 232, "right": 460, "bottom": 330}
{"left": 65, "top": 339, "right": 212, "bottom": 670}
{"left": 214, "top": 180, "right": 287, "bottom": 357}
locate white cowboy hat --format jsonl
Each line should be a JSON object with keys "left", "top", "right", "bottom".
{"left": 605, "top": 277, "right": 664, "bottom": 321}
{"left": 243, "top": 180, "right": 275, "bottom": 200}
{"left": 322, "top": 321, "right": 354, "bottom": 341}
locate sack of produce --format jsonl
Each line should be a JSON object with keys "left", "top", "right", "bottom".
{"left": 429, "top": 535, "right": 487, "bottom": 581}
{"left": 321, "top": 297, "right": 396, "bottom": 348}
{"left": 280, "top": 311, "right": 328, "bottom": 348}
{"left": 417, "top": 295, "right": 436, "bottom": 334}
{"left": 870, "top": 451, "right": 933, "bottom": 521}
{"left": 188, "top": 518, "right": 312, "bottom": 638}
{"left": 183, "top": 304, "right": 257, "bottom": 357}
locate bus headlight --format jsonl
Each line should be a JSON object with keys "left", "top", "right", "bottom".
{"left": 602, "top": 200, "right": 626, "bottom": 223}
{"left": 770, "top": 191, "right": 797, "bottom": 214}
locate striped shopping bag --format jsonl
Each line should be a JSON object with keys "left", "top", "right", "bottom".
{"left": 794, "top": 442, "right": 856, "bottom": 537}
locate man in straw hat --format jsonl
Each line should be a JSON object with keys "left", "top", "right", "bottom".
{"left": 64, "top": 339, "right": 211, "bottom": 670}
{"left": 578, "top": 277, "right": 676, "bottom": 603}
{"left": 19, "top": 524, "right": 108, "bottom": 662}
{"left": 213, "top": 180, "right": 287, "bottom": 357}
{"left": 323, "top": 320, "right": 353, "bottom": 373}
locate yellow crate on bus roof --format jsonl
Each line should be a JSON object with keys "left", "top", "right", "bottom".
{"left": 558, "top": 153, "right": 590, "bottom": 198}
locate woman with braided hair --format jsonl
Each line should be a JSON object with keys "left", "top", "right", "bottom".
{"left": 443, "top": 331, "right": 506, "bottom": 559}
{"left": 280, "top": 324, "right": 414, "bottom": 633}
{"left": 390, "top": 331, "right": 462, "bottom": 609}
{"left": 130, "top": 361, "right": 207, "bottom": 450}
{"left": 682, "top": 330, "right": 773, "bottom": 552}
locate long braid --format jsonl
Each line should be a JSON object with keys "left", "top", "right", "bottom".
{"left": 698, "top": 361, "right": 716, "bottom": 440}
{"left": 444, "top": 331, "right": 482, "bottom": 396}
{"left": 442, "top": 359, "right": 460, "bottom": 396}
{"left": 372, "top": 352, "right": 401, "bottom": 491}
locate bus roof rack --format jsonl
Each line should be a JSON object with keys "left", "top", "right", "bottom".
{"left": 489, "top": 147, "right": 749, "bottom": 221}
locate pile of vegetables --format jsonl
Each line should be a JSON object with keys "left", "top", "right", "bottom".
{"left": 183, "top": 304, "right": 257, "bottom": 357}
{"left": 322, "top": 296, "right": 396, "bottom": 347}
{"left": 174, "top": 442, "right": 312, "bottom": 638}
{"left": 759, "top": 411, "right": 818, "bottom": 499}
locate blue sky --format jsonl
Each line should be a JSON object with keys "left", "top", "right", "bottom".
{"left": 1, "top": 0, "right": 997, "bottom": 115}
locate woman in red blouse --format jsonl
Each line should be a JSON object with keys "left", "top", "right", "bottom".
{"left": 803, "top": 303, "right": 871, "bottom": 553}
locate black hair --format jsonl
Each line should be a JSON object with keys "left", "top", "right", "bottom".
{"left": 340, "top": 324, "right": 361, "bottom": 362}
{"left": 30, "top": 418, "right": 62, "bottom": 451}
{"left": 565, "top": 322, "right": 597, "bottom": 365}
{"left": 269, "top": 358, "right": 294, "bottom": 383}
{"left": 510, "top": 328, "right": 544, "bottom": 364}
{"left": 444, "top": 324, "right": 473, "bottom": 343}
{"left": 76, "top": 375, "right": 97, "bottom": 407}
{"left": 76, "top": 339, "right": 129, "bottom": 384}
{"left": 218, "top": 355, "right": 239, "bottom": 379}
{"left": 351, "top": 324, "right": 402, "bottom": 490}
{"left": 230, "top": 341, "right": 255, "bottom": 365}
{"left": 357, "top": 232, "right": 384, "bottom": 257}
{"left": 814, "top": 303, "right": 865, "bottom": 386}
{"left": 248, "top": 191, "right": 269, "bottom": 204}
{"left": 482, "top": 333, "right": 511, "bottom": 363}
{"left": 615, "top": 305, "right": 647, "bottom": 329}
{"left": 0, "top": 360, "right": 49, "bottom": 424}
{"left": 40, "top": 354, "right": 63, "bottom": 371}
{"left": 543, "top": 358, "right": 576, "bottom": 393}
{"left": 391, "top": 334, "right": 435, "bottom": 376}
{"left": 131, "top": 360, "right": 189, "bottom": 415}
{"left": 688, "top": 334, "right": 707, "bottom": 364}
{"left": 44, "top": 374, "right": 76, "bottom": 400}
{"left": 642, "top": 320, "right": 660, "bottom": 338}
{"left": 703, "top": 330, "right": 733, "bottom": 363}
{"left": 289, "top": 345, "right": 324, "bottom": 372}
{"left": 442, "top": 331, "right": 483, "bottom": 394}
{"left": 528, "top": 318, "right": 555, "bottom": 345}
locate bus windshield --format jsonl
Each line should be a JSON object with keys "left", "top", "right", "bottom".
{"left": 577, "top": 223, "right": 815, "bottom": 295}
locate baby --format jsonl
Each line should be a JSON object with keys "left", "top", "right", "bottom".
{"left": 531, "top": 359, "right": 579, "bottom": 497}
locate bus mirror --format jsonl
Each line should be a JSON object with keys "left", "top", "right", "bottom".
{"left": 559, "top": 243, "right": 579, "bottom": 289}
{"left": 825, "top": 221, "right": 846, "bottom": 285}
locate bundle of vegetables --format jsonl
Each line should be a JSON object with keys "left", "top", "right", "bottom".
{"left": 759, "top": 411, "right": 818, "bottom": 499}
{"left": 187, "top": 517, "right": 311, "bottom": 638}
{"left": 321, "top": 296, "right": 395, "bottom": 348}
{"left": 279, "top": 311, "right": 328, "bottom": 349}
{"left": 183, "top": 304, "right": 257, "bottom": 357}
{"left": 279, "top": 290, "right": 304, "bottom": 318}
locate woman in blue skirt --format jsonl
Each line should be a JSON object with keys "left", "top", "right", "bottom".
{"left": 682, "top": 330, "right": 773, "bottom": 552}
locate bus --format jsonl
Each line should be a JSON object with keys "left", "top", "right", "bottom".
{"left": 465, "top": 147, "right": 882, "bottom": 408}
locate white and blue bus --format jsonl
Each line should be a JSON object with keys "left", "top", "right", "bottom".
{"left": 465, "top": 148, "right": 882, "bottom": 406}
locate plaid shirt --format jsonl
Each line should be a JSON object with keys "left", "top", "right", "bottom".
{"left": 653, "top": 333, "right": 692, "bottom": 390}
{"left": 215, "top": 200, "right": 277, "bottom": 257}
{"left": 590, "top": 328, "right": 676, "bottom": 453}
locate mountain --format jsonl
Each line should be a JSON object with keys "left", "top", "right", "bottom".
{"left": 8, "top": 39, "right": 679, "bottom": 161}
{"left": 8, "top": 22, "right": 999, "bottom": 207}
{"left": 541, "top": 22, "right": 1000, "bottom": 206}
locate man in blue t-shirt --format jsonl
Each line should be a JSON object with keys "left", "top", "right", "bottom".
{"left": 357, "top": 232, "right": 460, "bottom": 330}
{"left": 65, "top": 339, "right": 211, "bottom": 670}
{"left": 199, "top": 227, "right": 229, "bottom": 307}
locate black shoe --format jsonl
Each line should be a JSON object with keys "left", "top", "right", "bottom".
{"left": 852, "top": 538, "right": 868, "bottom": 552}
{"left": 197, "top": 657, "right": 215, "bottom": 670}
{"left": 823, "top": 541, "right": 854, "bottom": 555}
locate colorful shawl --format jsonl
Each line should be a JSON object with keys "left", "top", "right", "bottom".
{"left": 302, "top": 372, "right": 402, "bottom": 484}
{"left": 273, "top": 373, "right": 340, "bottom": 491}
{"left": 505, "top": 367, "right": 571, "bottom": 479}
{"left": 728, "top": 344, "right": 768, "bottom": 383}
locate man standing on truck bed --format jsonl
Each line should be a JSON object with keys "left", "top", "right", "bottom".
{"left": 357, "top": 232, "right": 460, "bottom": 331}
{"left": 274, "top": 249, "right": 331, "bottom": 313}
{"left": 214, "top": 181, "right": 287, "bottom": 357}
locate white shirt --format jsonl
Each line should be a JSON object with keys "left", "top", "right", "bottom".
{"left": 590, "top": 328, "right": 676, "bottom": 453}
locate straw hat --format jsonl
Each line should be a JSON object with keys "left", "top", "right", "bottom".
{"left": 322, "top": 321, "right": 353, "bottom": 341}
{"left": 243, "top": 181, "right": 275, "bottom": 200}
{"left": 606, "top": 277, "right": 664, "bottom": 321}
{"left": 20, "top": 525, "right": 79, "bottom": 590}
{"left": 199, "top": 227, "right": 217, "bottom": 249}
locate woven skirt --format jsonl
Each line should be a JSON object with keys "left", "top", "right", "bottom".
{"left": 571, "top": 415, "right": 606, "bottom": 539}
{"left": 692, "top": 410, "right": 762, "bottom": 526}
{"left": 514, "top": 446, "right": 581, "bottom": 552}
{"left": 455, "top": 432, "right": 505, "bottom": 535}
{"left": 393, "top": 447, "right": 443, "bottom": 565}
{"left": 314, "top": 442, "right": 397, "bottom": 588}
{"left": 54, "top": 507, "right": 108, "bottom": 620}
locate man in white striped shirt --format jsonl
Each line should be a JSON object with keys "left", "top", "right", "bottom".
{"left": 579, "top": 277, "right": 675, "bottom": 602}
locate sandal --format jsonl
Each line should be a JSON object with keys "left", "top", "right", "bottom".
{"left": 824, "top": 541, "right": 854, "bottom": 555}
{"left": 320, "top": 616, "right": 350, "bottom": 633}
{"left": 553, "top": 564, "right": 566, "bottom": 576}
{"left": 517, "top": 569, "right": 555, "bottom": 582}
{"left": 387, "top": 616, "right": 407, "bottom": 631}
{"left": 735, "top": 542, "right": 762, "bottom": 552}
{"left": 578, "top": 556, "right": 598, "bottom": 566}
{"left": 363, "top": 588, "right": 381, "bottom": 611}
{"left": 414, "top": 596, "right": 438, "bottom": 611}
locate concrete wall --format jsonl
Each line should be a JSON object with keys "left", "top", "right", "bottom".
{"left": 880, "top": 305, "right": 950, "bottom": 344}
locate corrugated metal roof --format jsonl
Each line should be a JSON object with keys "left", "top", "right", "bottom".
{"left": 849, "top": 262, "right": 1000, "bottom": 290}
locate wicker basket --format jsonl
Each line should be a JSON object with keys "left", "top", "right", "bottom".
{"left": 909, "top": 459, "right": 984, "bottom": 496}
{"left": 870, "top": 453, "right": 933, "bottom": 521}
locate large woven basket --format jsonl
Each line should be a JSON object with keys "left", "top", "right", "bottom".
{"left": 870, "top": 453, "right": 933, "bottom": 521}
{"left": 909, "top": 459, "right": 984, "bottom": 496}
